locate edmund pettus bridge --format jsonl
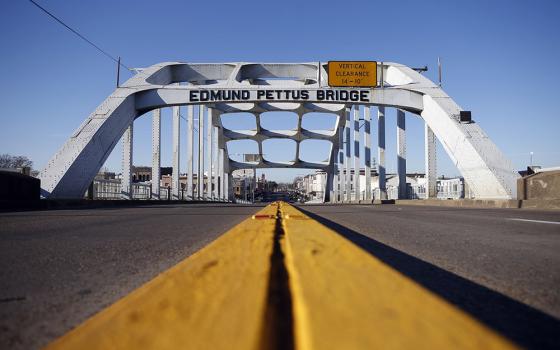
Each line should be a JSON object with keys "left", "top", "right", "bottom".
{"left": 1, "top": 62, "right": 559, "bottom": 350}
{"left": 38, "top": 61, "right": 518, "bottom": 201}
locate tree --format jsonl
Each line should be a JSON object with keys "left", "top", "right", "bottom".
{"left": 0, "top": 154, "right": 33, "bottom": 169}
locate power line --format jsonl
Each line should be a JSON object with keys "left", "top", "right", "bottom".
{"left": 27, "top": 0, "right": 132, "bottom": 72}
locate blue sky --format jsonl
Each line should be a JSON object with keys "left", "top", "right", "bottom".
{"left": 1, "top": 0, "right": 559, "bottom": 182}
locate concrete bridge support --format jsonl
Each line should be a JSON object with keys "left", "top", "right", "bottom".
{"left": 377, "top": 107, "right": 386, "bottom": 200}
{"left": 425, "top": 124, "right": 437, "bottom": 198}
{"left": 121, "top": 124, "right": 133, "bottom": 200}
{"left": 186, "top": 105, "right": 194, "bottom": 200}
{"left": 151, "top": 109, "right": 161, "bottom": 199}
{"left": 397, "top": 109, "right": 407, "bottom": 199}
{"left": 364, "top": 106, "right": 372, "bottom": 201}
{"left": 172, "top": 106, "right": 181, "bottom": 200}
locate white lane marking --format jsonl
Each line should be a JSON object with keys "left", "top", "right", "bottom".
{"left": 508, "top": 218, "right": 560, "bottom": 225}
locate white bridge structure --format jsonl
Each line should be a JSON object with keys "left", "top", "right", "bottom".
{"left": 39, "top": 62, "right": 519, "bottom": 201}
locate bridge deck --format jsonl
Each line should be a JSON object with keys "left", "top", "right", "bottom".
{"left": 0, "top": 204, "right": 558, "bottom": 349}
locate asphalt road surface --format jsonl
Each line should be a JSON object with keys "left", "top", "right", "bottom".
{"left": 0, "top": 204, "right": 262, "bottom": 350}
{"left": 1, "top": 203, "right": 559, "bottom": 349}
{"left": 299, "top": 204, "right": 560, "bottom": 349}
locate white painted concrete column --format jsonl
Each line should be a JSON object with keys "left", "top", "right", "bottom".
{"left": 353, "top": 106, "right": 361, "bottom": 201}
{"left": 345, "top": 107, "right": 352, "bottom": 202}
{"left": 172, "top": 106, "right": 181, "bottom": 200}
{"left": 186, "top": 105, "right": 194, "bottom": 200}
{"left": 206, "top": 108, "right": 213, "bottom": 200}
{"left": 198, "top": 105, "right": 204, "bottom": 200}
{"left": 213, "top": 126, "right": 219, "bottom": 200}
{"left": 378, "top": 107, "right": 386, "bottom": 200}
{"left": 425, "top": 123, "right": 437, "bottom": 198}
{"left": 121, "top": 123, "right": 133, "bottom": 199}
{"left": 397, "top": 109, "right": 407, "bottom": 199}
{"left": 151, "top": 109, "right": 161, "bottom": 199}
{"left": 364, "top": 106, "right": 372, "bottom": 200}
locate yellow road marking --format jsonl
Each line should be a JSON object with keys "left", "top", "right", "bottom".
{"left": 280, "top": 202, "right": 518, "bottom": 350}
{"left": 47, "top": 201, "right": 520, "bottom": 350}
{"left": 46, "top": 204, "right": 278, "bottom": 350}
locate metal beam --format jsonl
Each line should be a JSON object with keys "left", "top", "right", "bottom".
{"left": 345, "top": 108, "right": 351, "bottom": 202}
{"left": 213, "top": 126, "right": 219, "bottom": 200}
{"left": 378, "top": 107, "right": 386, "bottom": 200}
{"left": 397, "top": 109, "right": 407, "bottom": 199}
{"left": 172, "top": 106, "right": 181, "bottom": 200}
{"left": 252, "top": 168, "right": 256, "bottom": 203}
{"left": 227, "top": 173, "right": 233, "bottom": 202}
{"left": 337, "top": 123, "right": 344, "bottom": 203}
{"left": 425, "top": 123, "right": 437, "bottom": 198}
{"left": 198, "top": 105, "right": 204, "bottom": 200}
{"left": 353, "top": 106, "right": 360, "bottom": 201}
{"left": 364, "top": 106, "right": 372, "bottom": 200}
{"left": 206, "top": 108, "right": 213, "bottom": 200}
{"left": 186, "top": 105, "right": 194, "bottom": 200}
{"left": 325, "top": 143, "right": 336, "bottom": 203}
{"left": 121, "top": 123, "right": 133, "bottom": 200}
{"left": 151, "top": 109, "right": 161, "bottom": 199}
{"left": 218, "top": 148, "right": 224, "bottom": 201}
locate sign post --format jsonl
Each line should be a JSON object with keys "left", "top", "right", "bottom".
{"left": 328, "top": 61, "right": 377, "bottom": 87}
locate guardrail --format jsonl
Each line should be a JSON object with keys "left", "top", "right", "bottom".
{"left": 90, "top": 180, "right": 230, "bottom": 202}
{"left": 234, "top": 198, "right": 253, "bottom": 204}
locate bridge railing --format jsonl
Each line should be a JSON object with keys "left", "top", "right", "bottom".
{"left": 90, "top": 179, "right": 151, "bottom": 200}
{"left": 131, "top": 183, "right": 151, "bottom": 200}
{"left": 90, "top": 179, "right": 231, "bottom": 201}
{"left": 234, "top": 198, "right": 252, "bottom": 204}
{"left": 91, "top": 179, "right": 121, "bottom": 199}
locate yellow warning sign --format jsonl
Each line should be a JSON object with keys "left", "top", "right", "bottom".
{"left": 328, "top": 61, "right": 377, "bottom": 87}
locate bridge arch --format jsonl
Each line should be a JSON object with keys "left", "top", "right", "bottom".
{"left": 39, "top": 62, "right": 518, "bottom": 200}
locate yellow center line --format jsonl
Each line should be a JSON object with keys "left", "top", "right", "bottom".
{"left": 280, "top": 202, "right": 518, "bottom": 350}
{"left": 46, "top": 204, "right": 278, "bottom": 350}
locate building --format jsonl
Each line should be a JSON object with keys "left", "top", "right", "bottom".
{"left": 131, "top": 166, "right": 172, "bottom": 183}
{"left": 95, "top": 171, "right": 116, "bottom": 180}
{"left": 232, "top": 169, "right": 254, "bottom": 200}
{"left": 295, "top": 169, "right": 465, "bottom": 202}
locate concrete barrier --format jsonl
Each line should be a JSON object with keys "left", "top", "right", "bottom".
{"left": 395, "top": 199, "right": 521, "bottom": 209}
{"left": 518, "top": 170, "right": 560, "bottom": 200}
{"left": 0, "top": 170, "right": 40, "bottom": 200}
{"left": 0, "top": 199, "right": 236, "bottom": 212}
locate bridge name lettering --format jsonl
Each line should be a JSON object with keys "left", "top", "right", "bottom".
{"left": 189, "top": 89, "right": 370, "bottom": 103}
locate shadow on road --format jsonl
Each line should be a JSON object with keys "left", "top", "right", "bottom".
{"left": 298, "top": 207, "right": 560, "bottom": 350}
